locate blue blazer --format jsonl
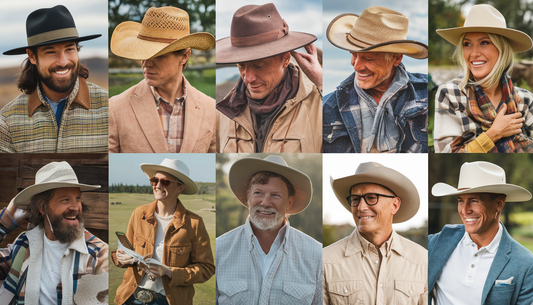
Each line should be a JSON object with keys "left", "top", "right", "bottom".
{"left": 428, "top": 224, "right": 533, "bottom": 305}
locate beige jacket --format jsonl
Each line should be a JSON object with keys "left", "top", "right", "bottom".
{"left": 216, "top": 66, "right": 322, "bottom": 153}
{"left": 323, "top": 229, "right": 428, "bottom": 305}
{"left": 109, "top": 78, "right": 216, "bottom": 153}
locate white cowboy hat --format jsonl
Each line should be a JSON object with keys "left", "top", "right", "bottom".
{"left": 13, "top": 161, "right": 100, "bottom": 209}
{"left": 432, "top": 161, "right": 532, "bottom": 202}
{"left": 229, "top": 155, "right": 312, "bottom": 215}
{"left": 111, "top": 6, "right": 215, "bottom": 60}
{"left": 331, "top": 162, "right": 420, "bottom": 223}
{"left": 140, "top": 158, "right": 198, "bottom": 195}
{"left": 437, "top": 4, "right": 533, "bottom": 53}
{"left": 326, "top": 6, "right": 428, "bottom": 59}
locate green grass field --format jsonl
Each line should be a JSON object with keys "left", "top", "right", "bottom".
{"left": 109, "top": 193, "right": 216, "bottom": 304}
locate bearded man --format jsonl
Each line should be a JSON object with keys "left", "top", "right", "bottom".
{"left": 0, "top": 161, "right": 108, "bottom": 304}
{"left": 0, "top": 5, "right": 108, "bottom": 153}
{"left": 216, "top": 155, "right": 322, "bottom": 304}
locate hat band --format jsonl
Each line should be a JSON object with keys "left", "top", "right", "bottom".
{"left": 137, "top": 34, "right": 177, "bottom": 44}
{"left": 27, "top": 27, "right": 79, "bottom": 46}
{"left": 231, "top": 20, "right": 288, "bottom": 47}
{"left": 346, "top": 33, "right": 373, "bottom": 49}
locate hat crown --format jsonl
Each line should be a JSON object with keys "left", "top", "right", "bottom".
{"left": 138, "top": 6, "right": 190, "bottom": 40}
{"left": 263, "top": 155, "right": 288, "bottom": 168}
{"left": 35, "top": 161, "right": 80, "bottom": 184}
{"left": 350, "top": 6, "right": 409, "bottom": 46}
{"left": 464, "top": 4, "right": 507, "bottom": 29}
{"left": 354, "top": 162, "right": 385, "bottom": 175}
{"left": 158, "top": 158, "right": 190, "bottom": 178}
{"left": 26, "top": 5, "right": 78, "bottom": 38}
{"left": 457, "top": 161, "right": 506, "bottom": 190}
{"left": 231, "top": 3, "right": 284, "bottom": 38}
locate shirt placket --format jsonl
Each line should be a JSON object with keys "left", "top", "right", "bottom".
{"left": 466, "top": 244, "right": 485, "bottom": 283}
{"left": 168, "top": 99, "right": 184, "bottom": 153}
{"left": 376, "top": 244, "right": 388, "bottom": 305}
{"left": 258, "top": 242, "right": 285, "bottom": 305}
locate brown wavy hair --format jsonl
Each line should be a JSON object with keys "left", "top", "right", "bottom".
{"left": 17, "top": 44, "right": 89, "bottom": 95}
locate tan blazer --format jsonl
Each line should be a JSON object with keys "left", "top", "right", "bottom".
{"left": 109, "top": 78, "right": 216, "bottom": 153}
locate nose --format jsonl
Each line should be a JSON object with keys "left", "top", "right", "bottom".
{"left": 357, "top": 197, "right": 369, "bottom": 211}
{"left": 459, "top": 202, "right": 471, "bottom": 215}
{"left": 57, "top": 51, "right": 70, "bottom": 67}
{"left": 242, "top": 67, "right": 257, "bottom": 84}
{"left": 351, "top": 54, "right": 365, "bottom": 71}
{"left": 142, "top": 59, "right": 153, "bottom": 68}
{"left": 259, "top": 193, "right": 273, "bottom": 206}
{"left": 471, "top": 45, "right": 481, "bottom": 57}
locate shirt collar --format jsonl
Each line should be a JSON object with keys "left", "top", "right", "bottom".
{"left": 244, "top": 217, "right": 291, "bottom": 252}
{"left": 356, "top": 227, "right": 395, "bottom": 257}
{"left": 150, "top": 75, "right": 188, "bottom": 106}
{"left": 27, "top": 77, "right": 91, "bottom": 117}
{"left": 353, "top": 62, "right": 409, "bottom": 105}
{"left": 462, "top": 222, "right": 503, "bottom": 254}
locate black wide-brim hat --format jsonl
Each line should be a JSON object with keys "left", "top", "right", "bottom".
{"left": 3, "top": 5, "right": 101, "bottom": 55}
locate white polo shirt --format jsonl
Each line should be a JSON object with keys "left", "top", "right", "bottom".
{"left": 435, "top": 223, "right": 503, "bottom": 304}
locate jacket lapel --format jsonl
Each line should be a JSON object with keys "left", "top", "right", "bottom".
{"left": 180, "top": 81, "right": 202, "bottom": 153}
{"left": 481, "top": 225, "right": 512, "bottom": 304}
{"left": 129, "top": 80, "right": 169, "bottom": 153}
{"left": 25, "top": 227, "right": 44, "bottom": 305}
{"left": 428, "top": 226, "right": 464, "bottom": 292}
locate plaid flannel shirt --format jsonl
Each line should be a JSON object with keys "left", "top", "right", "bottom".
{"left": 0, "top": 78, "right": 108, "bottom": 153}
{"left": 0, "top": 208, "right": 108, "bottom": 305}
{"left": 434, "top": 78, "right": 533, "bottom": 153}
{"left": 216, "top": 218, "right": 322, "bottom": 305}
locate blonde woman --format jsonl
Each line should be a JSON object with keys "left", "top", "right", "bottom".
{"left": 434, "top": 4, "right": 533, "bottom": 153}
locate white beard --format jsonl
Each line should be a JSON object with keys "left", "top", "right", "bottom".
{"left": 249, "top": 206, "right": 284, "bottom": 231}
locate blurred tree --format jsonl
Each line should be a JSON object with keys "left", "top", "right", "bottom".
{"left": 429, "top": 0, "right": 463, "bottom": 65}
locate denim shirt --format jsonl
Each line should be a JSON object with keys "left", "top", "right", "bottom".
{"left": 216, "top": 218, "right": 322, "bottom": 305}
{"left": 323, "top": 69, "right": 429, "bottom": 153}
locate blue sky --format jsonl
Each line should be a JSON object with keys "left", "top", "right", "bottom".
{"left": 109, "top": 154, "right": 216, "bottom": 185}
{"left": 0, "top": 0, "right": 108, "bottom": 68}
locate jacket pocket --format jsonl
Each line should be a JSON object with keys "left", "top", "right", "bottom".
{"left": 394, "top": 279, "right": 425, "bottom": 305}
{"left": 281, "top": 282, "right": 315, "bottom": 304}
{"left": 485, "top": 282, "right": 515, "bottom": 305}
{"left": 217, "top": 280, "right": 248, "bottom": 305}
{"left": 133, "top": 235, "right": 148, "bottom": 252}
{"left": 327, "top": 280, "right": 363, "bottom": 305}
{"left": 168, "top": 244, "right": 192, "bottom": 267}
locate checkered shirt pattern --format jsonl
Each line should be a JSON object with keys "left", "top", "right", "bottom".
{"left": 151, "top": 80, "right": 187, "bottom": 153}
{"left": 434, "top": 78, "right": 533, "bottom": 153}
{"left": 0, "top": 78, "right": 108, "bottom": 153}
{"left": 216, "top": 218, "right": 322, "bottom": 305}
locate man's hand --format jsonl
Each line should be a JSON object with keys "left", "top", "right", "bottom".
{"left": 6, "top": 198, "right": 29, "bottom": 223}
{"left": 291, "top": 43, "right": 323, "bottom": 91}
{"left": 116, "top": 248, "right": 135, "bottom": 265}
{"left": 486, "top": 103, "right": 524, "bottom": 142}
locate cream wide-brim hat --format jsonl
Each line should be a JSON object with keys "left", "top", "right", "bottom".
{"left": 326, "top": 7, "right": 428, "bottom": 59}
{"left": 331, "top": 162, "right": 420, "bottom": 223}
{"left": 437, "top": 4, "right": 532, "bottom": 53}
{"left": 13, "top": 161, "right": 100, "bottom": 209}
{"left": 228, "top": 155, "right": 312, "bottom": 215}
{"left": 140, "top": 158, "right": 198, "bottom": 195}
{"left": 111, "top": 6, "right": 215, "bottom": 60}
{"left": 432, "top": 161, "right": 532, "bottom": 202}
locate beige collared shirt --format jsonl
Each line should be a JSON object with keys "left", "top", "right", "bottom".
{"left": 323, "top": 228, "right": 428, "bottom": 305}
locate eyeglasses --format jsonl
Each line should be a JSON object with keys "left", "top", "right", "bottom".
{"left": 149, "top": 177, "right": 180, "bottom": 187}
{"left": 346, "top": 193, "right": 396, "bottom": 207}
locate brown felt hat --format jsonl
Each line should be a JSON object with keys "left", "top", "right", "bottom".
{"left": 216, "top": 3, "right": 317, "bottom": 64}
{"left": 327, "top": 6, "right": 428, "bottom": 59}
{"left": 111, "top": 6, "right": 215, "bottom": 60}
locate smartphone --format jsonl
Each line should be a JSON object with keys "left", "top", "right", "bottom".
{"left": 116, "top": 231, "right": 134, "bottom": 250}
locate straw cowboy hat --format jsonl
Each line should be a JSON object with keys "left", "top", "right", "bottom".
{"left": 437, "top": 4, "right": 532, "bottom": 53}
{"left": 432, "top": 161, "right": 532, "bottom": 202}
{"left": 140, "top": 158, "right": 198, "bottom": 195}
{"left": 111, "top": 6, "right": 215, "bottom": 60}
{"left": 216, "top": 3, "right": 317, "bottom": 64}
{"left": 326, "top": 6, "right": 428, "bottom": 59}
{"left": 3, "top": 5, "right": 101, "bottom": 55}
{"left": 13, "top": 161, "right": 100, "bottom": 209}
{"left": 229, "top": 155, "right": 312, "bottom": 215}
{"left": 331, "top": 162, "right": 420, "bottom": 223}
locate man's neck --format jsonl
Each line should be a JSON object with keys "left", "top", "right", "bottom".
{"left": 359, "top": 227, "right": 393, "bottom": 248}
{"left": 250, "top": 221, "right": 285, "bottom": 254}
{"left": 469, "top": 223, "right": 500, "bottom": 249}
{"left": 154, "top": 74, "right": 184, "bottom": 106}
{"left": 40, "top": 82, "right": 72, "bottom": 103}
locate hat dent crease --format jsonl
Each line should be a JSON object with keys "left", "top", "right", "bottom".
{"left": 140, "top": 158, "right": 199, "bottom": 195}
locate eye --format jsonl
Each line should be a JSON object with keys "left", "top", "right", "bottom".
{"left": 463, "top": 41, "right": 471, "bottom": 47}
{"left": 480, "top": 40, "right": 491, "bottom": 45}
{"left": 367, "top": 194, "right": 378, "bottom": 201}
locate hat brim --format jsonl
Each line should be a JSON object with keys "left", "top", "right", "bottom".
{"left": 331, "top": 167, "right": 420, "bottom": 223}
{"left": 327, "top": 14, "right": 428, "bottom": 59}
{"left": 216, "top": 31, "right": 317, "bottom": 64}
{"left": 140, "top": 163, "right": 198, "bottom": 195}
{"left": 13, "top": 183, "right": 101, "bottom": 209}
{"left": 111, "top": 21, "right": 215, "bottom": 60}
{"left": 228, "top": 157, "right": 312, "bottom": 215}
{"left": 3, "top": 34, "right": 102, "bottom": 55}
{"left": 432, "top": 182, "right": 532, "bottom": 202}
{"left": 437, "top": 27, "right": 533, "bottom": 53}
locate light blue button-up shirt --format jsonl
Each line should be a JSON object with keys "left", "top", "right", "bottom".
{"left": 216, "top": 218, "right": 322, "bottom": 305}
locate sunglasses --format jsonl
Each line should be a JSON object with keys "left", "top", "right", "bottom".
{"left": 149, "top": 177, "right": 180, "bottom": 187}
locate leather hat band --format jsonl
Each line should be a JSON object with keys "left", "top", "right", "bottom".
{"left": 27, "top": 27, "right": 78, "bottom": 46}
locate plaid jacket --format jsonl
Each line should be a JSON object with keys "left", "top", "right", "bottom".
{"left": 0, "top": 78, "right": 108, "bottom": 153}
{"left": 434, "top": 78, "right": 533, "bottom": 153}
{"left": 0, "top": 208, "right": 109, "bottom": 305}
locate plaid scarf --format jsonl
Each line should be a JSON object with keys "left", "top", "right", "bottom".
{"left": 451, "top": 74, "right": 533, "bottom": 152}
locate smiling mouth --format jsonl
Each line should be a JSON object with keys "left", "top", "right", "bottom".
{"left": 471, "top": 61, "right": 486, "bottom": 67}
{"left": 359, "top": 216, "right": 374, "bottom": 220}
{"left": 54, "top": 68, "right": 70, "bottom": 75}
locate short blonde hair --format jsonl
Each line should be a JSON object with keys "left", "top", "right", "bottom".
{"left": 454, "top": 33, "right": 514, "bottom": 90}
